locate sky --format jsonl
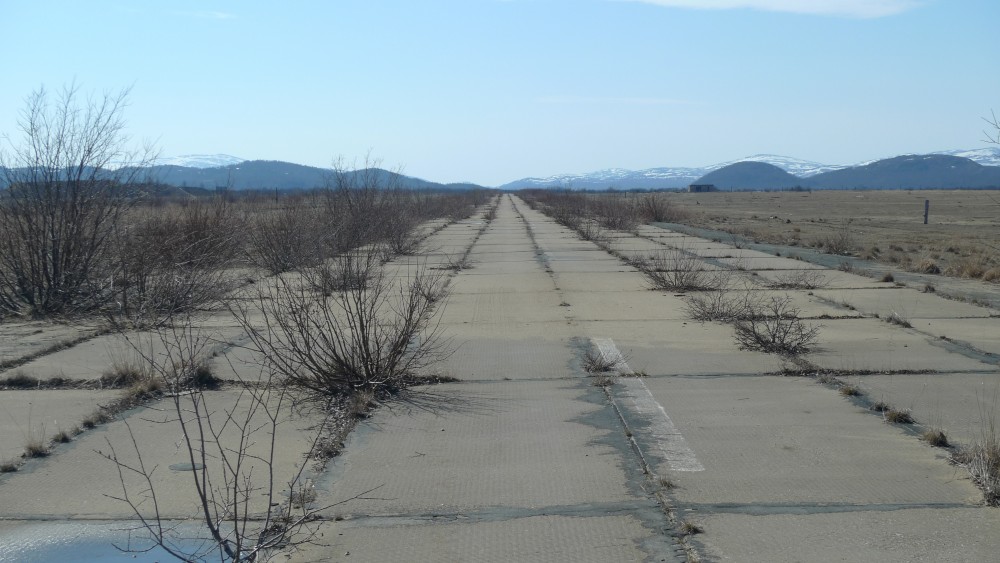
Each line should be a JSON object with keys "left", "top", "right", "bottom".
{"left": 1, "top": 0, "right": 997, "bottom": 186}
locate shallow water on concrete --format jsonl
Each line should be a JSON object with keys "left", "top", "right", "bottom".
{"left": 0, "top": 521, "right": 212, "bottom": 562}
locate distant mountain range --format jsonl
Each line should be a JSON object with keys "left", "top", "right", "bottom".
{"left": 500, "top": 148, "right": 1000, "bottom": 190}
{"left": 7, "top": 149, "right": 999, "bottom": 192}
{"left": 146, "top": 159, "right": 480, "bottom": 191}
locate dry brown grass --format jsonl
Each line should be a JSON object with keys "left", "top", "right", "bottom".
{"left": 921, "top": 429, "right": 950, "bottom": 448}
{"left": 675, "top": 190, "right": 1000, "bottom": 283}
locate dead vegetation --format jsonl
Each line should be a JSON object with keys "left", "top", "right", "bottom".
{"left": 672, "top": 189, "right": 1000, "bottom": 285}
{"left": 732, "top": 295, "right": 820, "bottom": 355}
{"left": 231, "top": 247, "right": 453, "bottom": 399}
{"left": 637, "top": 248, "right": 733, "bottom": 292}
{"left": 951, "top": 396, "right": 1000, "bottom": 506}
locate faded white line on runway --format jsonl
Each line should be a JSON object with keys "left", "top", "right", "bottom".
{"left": 593, "top": 338, "right": 704, "bottom": 472}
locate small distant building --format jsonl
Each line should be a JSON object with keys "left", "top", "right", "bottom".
{"left": 688, "top": 183, "right": 716, "bottom": 193}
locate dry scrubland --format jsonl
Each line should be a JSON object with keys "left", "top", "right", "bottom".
{"left": 674, "top": 189, "right": 1000, "bottom": 282}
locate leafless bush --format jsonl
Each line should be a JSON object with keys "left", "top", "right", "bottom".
{"left": 232, "top": 248, "right": 452, "bottom": 397}
{"left": 639, "top": 248, "right": 732, "bottom": 291}
{"left": 593, "top": 196, "right": 639, "bottom": 231}
{"left": 815, "top": 224, "right": 854, "bottom": 256}
{"left": 638, "top": 193, "right": 689, "bottom": 223}
{"left": 685, "top": 288, "right": 759, "bottom": 322}
{"left": 246, "top": 204, "right": 327, "bottom": 274}
{"left": 733, "top": 295, "right": 820, "bottom": 355}
{"left": 106, "top": 199, "right": 241, "bottom": 327}
{"left": 100, "top": 320, "right": 361, "bottom": 561}
{"left": 576, "top": 220, "right": 610, "bottom": 244}
{"left": 0, "top": 84, "right": 155, "bottom": 316}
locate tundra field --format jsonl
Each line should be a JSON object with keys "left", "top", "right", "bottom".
{"left": 1, "top": 190, "right": 999, "bottom": 562}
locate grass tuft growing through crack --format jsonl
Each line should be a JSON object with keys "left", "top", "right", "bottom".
{"left": 921, "top": 429, "right": 950, "bottom": 448}
{"left": 679, "top": 520, "right": 704, "bottom": 536}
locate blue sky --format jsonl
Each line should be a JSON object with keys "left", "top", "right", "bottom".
{"left": 1, "top": 0, "right": 997, "bottom": 186}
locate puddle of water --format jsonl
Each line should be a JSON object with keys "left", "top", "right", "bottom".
{"left": 0, "top": 522, "right": 216, "bottom": 562}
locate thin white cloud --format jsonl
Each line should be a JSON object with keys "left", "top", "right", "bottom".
{"left": 536, "top": 96, "right": 698, "bottom": 105}
{"left": 619, "top": 0, "right": 920, "bottom": 18}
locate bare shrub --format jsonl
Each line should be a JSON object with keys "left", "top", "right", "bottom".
{"left": 246, "top": 204, "right": 326, "bottom": 274}
{"left": 733, "top": 295, "right": 820, "bottom": 355}
{"left": 815, "top": 224, "right": 853, "bottom": 256}
{"left": 577, "top": 220, "right": 610, "bottom": 244}
{"left": 100, "top": 320, "right": 353, "bottom": 561}
{"left": 106, "top": 200, "right": 241, "bottom": 327}
{"left": 640, "top": 248, "right": 731, "bottom": 292}
{"left": 0, "top": 84, "right": 155, "bottom": 316}
{"left": 593, "top": 196, "right": 639, "bottom": 231}
{"left": 638, "top": 193, "right": 688, "bottom": 223}
{"left": 232, "top": 249, "right": 452, "bottom": 397}
{"left": 685, "top": 289, "right": 758, "bottom": 322}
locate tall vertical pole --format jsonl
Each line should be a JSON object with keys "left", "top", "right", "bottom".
{"left": 924, "top": 199, "right": 929, "bottom": 225}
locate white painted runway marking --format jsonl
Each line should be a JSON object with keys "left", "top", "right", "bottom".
{"left": 593, "top": 338, "right": 704, "bottom": 472}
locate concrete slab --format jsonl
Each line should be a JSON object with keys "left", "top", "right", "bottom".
{"left": 442, "top": 292, "right": 568, "bottom": 325}
{"left": 0, "top": 390, "right": 322, "bottom": 519}
{"left": 806, "top": 319, "right": 994, "bottom": 373}
{"left": 433, "top": 337, "right": 572, "bottom": 381}
{"left": 691, "top": 508, "right": 1000, "bottom": 563}
{"left": 0, "top": 321, "right": 101, "bottom": 368}
{"left": 294, "top": 513, "right": 658, "bottom": 563}
{"left": 548, "top": 272, "right": 648, "bottom": 293}
{"left": 813, "top": 288, "right": 998, "bottom": 319}
{"left": 0, "top": 390, "right": 119, "bottom": 462}
{"left": 313, "top": 380, "right": 634, "bottom": 517}
{"left": 855, "top": 372, "right": 1000, "bottom": 444}
{"left": 910, "top": 318, "right": 1000, "bottom": 356}
{"left": 560, "top": 291, "right": 690, "bottom": 321}
{"left": 2, "top": 326, "right": 243, "bottom": 382}
{"left": 641, "top": 376, "right": 980, "bottom": 506}
{"left": 449, "top": 272, "right": 555, "bottom": 294}
{"left": 576, "top": 320, "right": 785, "bottom": 376}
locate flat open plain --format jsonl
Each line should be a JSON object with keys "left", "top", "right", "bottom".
{"left": 1, "top": 194, "right": 999, "bottom": 562}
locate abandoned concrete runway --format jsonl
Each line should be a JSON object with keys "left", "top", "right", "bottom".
{"left": 2, "top": 194, "right": 999, "bottom": 562}
{"left": 293, "top": 195, "right": 1000, "bottom": 562}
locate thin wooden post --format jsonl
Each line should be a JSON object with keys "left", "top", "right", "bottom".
{"left": 924, "top": 199, "right": 929, "bottom": 224}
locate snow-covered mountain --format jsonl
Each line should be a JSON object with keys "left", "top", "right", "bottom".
{"left": 931, "top": 147, "right": 1000, "bottom": 167}
{"left": 703, "top": 154, "right": 846, "bottom": 177}
{"left": 500, "top": 155, "right": 839, "bottom": 190}
{"left": 155, "top": 154, "right": 245, "bottom": 168}
{"left": 500, "top": 149, "right": 1000, "bottom": 190}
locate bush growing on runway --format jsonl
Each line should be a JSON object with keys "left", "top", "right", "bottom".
{"left": 639, "top": 248, "right": 731, "bottom": 292}
{"left": 685, "top": 288, "right": 760, "bottom": 322}
{"left": 232, "top": 247, "right": 452, "bottom": 397}
{"left": 732, "top": 295, "right": 819, "bottom": 355}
